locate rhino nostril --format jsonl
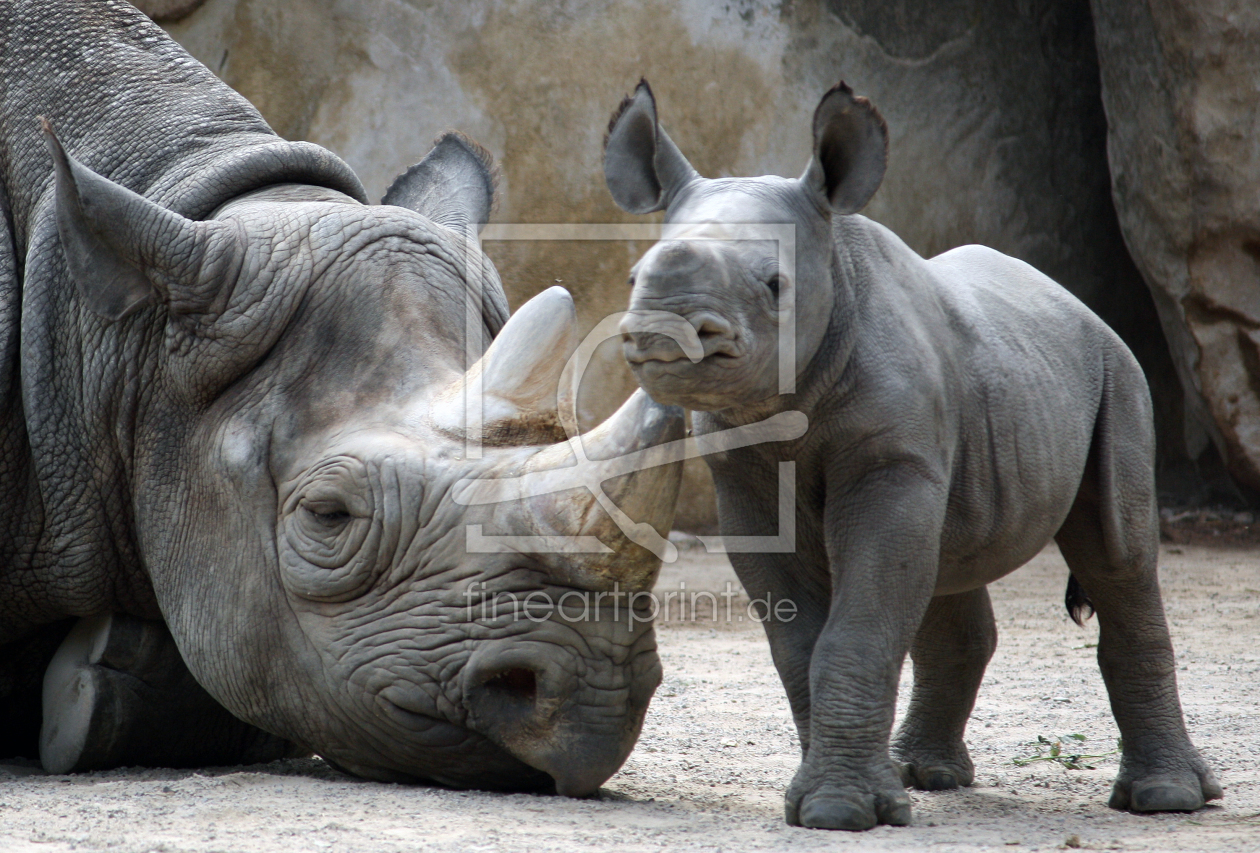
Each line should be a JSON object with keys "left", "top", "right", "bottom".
{"left": 484, "top": 667, "right": 537, "bottom": 704}
{"left": 694, "top": 313, "right": 734, "bottom": 341}
{"left": 618, "top": 312, "right": 639, "bottom": 339}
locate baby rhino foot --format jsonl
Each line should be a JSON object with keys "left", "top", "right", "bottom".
{"left": 785, "top": 759, "right": 912, "bottom": 831}
{"left": 892, "top": 738, "right": 975, "bottom": 791}
{"left": 1109, "top": 752, "right": 1223, "bottom": 813}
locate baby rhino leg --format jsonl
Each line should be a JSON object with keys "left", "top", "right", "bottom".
{"left": 1056, "top": 502, "right": 1221, "bottom": 813}
{"left": 1054, "top": 353, "right": 1220, "bottom": 814}
{"left": 892, "top": 587, "right": 996, "bottom": 790}
{"left": 40, "top": 613, "right": 303, "bottom": 773}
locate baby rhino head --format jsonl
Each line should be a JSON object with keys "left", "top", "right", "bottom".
{"left": 605, "top": 80, "right": 888, "bottom": 411}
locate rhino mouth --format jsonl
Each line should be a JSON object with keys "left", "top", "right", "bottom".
{"left": 630, "top": 351, "right": 744, "bottom": 371}
{"left": 320, "top": 748, "right": 555, "bottom": 793}
{"left": 316, "top": 694, "right": 557, "bottom": 792}
{"left": 628, "top": 353, "right": 758, "bottom": 409}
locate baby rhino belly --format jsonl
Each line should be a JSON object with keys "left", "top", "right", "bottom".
{"left": 933, "top": 405, "right": 1094, "bottom": 596}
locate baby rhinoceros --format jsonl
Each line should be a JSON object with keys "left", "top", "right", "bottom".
{"left": 604, "top": 80, "right": 1221, "bottom": 830}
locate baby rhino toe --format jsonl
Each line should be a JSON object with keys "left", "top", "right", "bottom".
{"left": 1109, "top": 757, "right": 1223, "bottom": 813}
{"left": 797, "top": 793, "right": 879, "bottom": 831}
{"left": 899, "top": 762, "right": 967, "bottom": 791}
{"left": 792, "top": 790, "right": 912, "bottom": 831}
{"left": 893, "top": 742, "right": 975, "bottom": 791}
{"left": 1130, "top": 780, "right": 1206, "bottom": 812}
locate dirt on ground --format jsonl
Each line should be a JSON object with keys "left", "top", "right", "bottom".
{"left": 1159, "top": 506, "right": 1260, "bottom": 548}
{"left": 0, "top": 541, "right": 1256, "bottom": 853}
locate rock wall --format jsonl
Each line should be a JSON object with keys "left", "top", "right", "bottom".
{"left": 133, "top": 0, "right": 206, "bottom": 22}
{"left": 158, "top": 0, "right": 1197, "bottom": 524}
{"left": 1092, "top": 0, "right": 1260, "bottom": 496}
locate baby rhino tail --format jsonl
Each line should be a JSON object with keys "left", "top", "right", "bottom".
{"left": 1065, "top": 574, "right": 1095, "bottom": 627}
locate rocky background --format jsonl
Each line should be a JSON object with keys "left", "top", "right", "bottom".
{"left": 1092, "top": 0, "right": 1260, "bottom": 497}
{"left": 142, "top": 0, "right": 1258, "bottom": 527}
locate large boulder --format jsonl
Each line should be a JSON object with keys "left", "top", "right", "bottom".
{"left": 1093, "top": 0, "right": 1260, "bottom": 493}
{"left": 160, "top": 0, "right": 1193, "bottom": 521}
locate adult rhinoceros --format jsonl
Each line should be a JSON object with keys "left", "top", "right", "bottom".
{"left": 605, "top": 80, "right": 1221, "bottom": 829}
{"left": 0, "top": 0, "right": 684, "bottom": 796}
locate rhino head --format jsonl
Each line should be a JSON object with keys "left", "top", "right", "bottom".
{"left": 44, "top": 127, "right": 684, "bottom": 795}
{"left": 604, "top": 80, "right": 887, "bottom": 412}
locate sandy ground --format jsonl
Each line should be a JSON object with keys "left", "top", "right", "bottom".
{"left": 0, "top": 542, "right": 1256, "bottom": 853}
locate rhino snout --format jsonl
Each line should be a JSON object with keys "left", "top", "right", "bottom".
{"left": 462, "top": 638, "right": 653, "bottom": 797}
{"left": 620, "top": 309, "right": 738, "bottom": 364}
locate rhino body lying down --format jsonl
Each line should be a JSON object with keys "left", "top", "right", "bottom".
{"left": 0, "top": 0, "right": 685, "bottom": 794}
{"left": 605, "top": 80, "right": 1221, "bottom": 829}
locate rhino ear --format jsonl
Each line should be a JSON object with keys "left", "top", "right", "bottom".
{"left": 382, "top": 132, "right": 497, "bottom": 235}
{"left": 799, "top": 82, "right": 888, "bottom": 216}
{"left": 43, "top": 119, "right": 232, "bottom": 321}
{"left": 603, "top": 79, "right": 698, "bottom": 215}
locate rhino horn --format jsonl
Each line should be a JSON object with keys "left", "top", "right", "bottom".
{"left": 465, "top": 390, "right": 685, "bottom": 590}
{"left": 553, "top": 389, "right": 685, "bottom": 587}
{"left": 42, "top": 118, "right": 236, "bottom": 322}
{"left": 434, "top": 286, "right": 579, "bottom": 445}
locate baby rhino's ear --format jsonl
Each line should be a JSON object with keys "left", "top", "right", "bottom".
{"left": 799, "top": 82, "right": 888, "bottom": 215}
{"left": 603, "top": 79, "right": 699, "bottom": 215}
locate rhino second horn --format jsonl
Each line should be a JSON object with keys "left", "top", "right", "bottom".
{"left": 435, "top": 286, "right": 579, "bottom": 444}
{"left": 529, "top": 389, "right": 686, "bottom": 588}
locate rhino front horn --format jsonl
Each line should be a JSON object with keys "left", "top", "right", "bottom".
{"left": 563, "top": 389, "right": 685, "bottom": 578}
{"left": 458, "top": 389, "right": 685, "bottom": 589}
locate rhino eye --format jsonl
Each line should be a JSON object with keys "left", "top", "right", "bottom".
{"left": 281, "top": 459, "right": 379, "bottom": 602}
{"left": 302, "top": 500, "right": 352, "bottom": 528}
{"left": 764, "top": 274, "right": 782, "bottom": 298}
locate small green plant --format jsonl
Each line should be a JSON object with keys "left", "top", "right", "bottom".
{"left": 1012, "top": 733, "right": 1121, "bottom": 770}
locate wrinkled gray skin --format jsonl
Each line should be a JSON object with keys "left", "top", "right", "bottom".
{"left": 0, "top": 1, "right": 684, "bottom": 795}
{"left": 606, "top": 80, "right": 1222, "bottom": 830}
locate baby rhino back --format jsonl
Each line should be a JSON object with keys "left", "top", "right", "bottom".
{"left": 925, "top": 243, "right": 1147, "bottom": 592}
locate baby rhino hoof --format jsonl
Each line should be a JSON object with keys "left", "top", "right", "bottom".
{"left": 786, "top": 765, "right": 913, "bottom": 832}
{"left": 789, "top": 790, "right": 912, "bottom": 831}
{"left": 898, "top": 762, "right": 968, "bottom": 791}
{"left": 1110, "top": 778, "right": 1219, "bottom": 813}
{"left": 1109, "top": 761, "right": 1223, "bottom": 813}
{"left": 892, "top": 738, "right": 975, "bottom": 791}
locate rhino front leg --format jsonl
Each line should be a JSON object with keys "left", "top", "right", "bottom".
{"left": 40, "top": 614, "right": 303, "bottom": 773}
{"left": 728, "top": 552, "right": 832, "bottom": 753}
{"left": 784, "top": 466, "right": 943, "bottom": 831}
{"left": 892, "top": 586, "right": 996, "bottom": 791}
